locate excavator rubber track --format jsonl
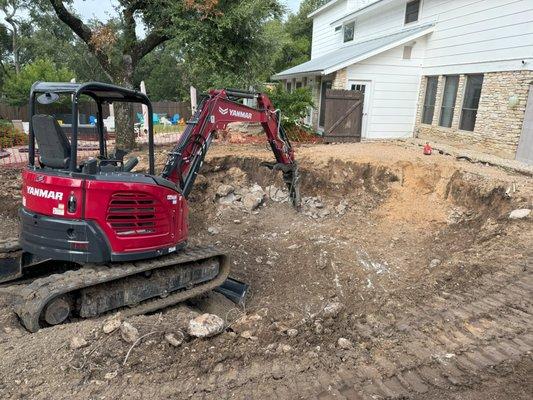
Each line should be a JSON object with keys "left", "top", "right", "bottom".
{"left": 7, "top": 245, "right": 229, "bottom": 332}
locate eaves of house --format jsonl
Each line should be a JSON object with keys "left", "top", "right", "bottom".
{"left": 272, "top": 22, "right": 434, "bottom": 80}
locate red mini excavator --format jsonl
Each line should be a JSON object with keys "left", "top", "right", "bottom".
{"left": 0, "top": 82, "right": 300, "bottom": 332}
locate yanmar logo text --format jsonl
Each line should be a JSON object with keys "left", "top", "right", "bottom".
{"left": 218, "top": 107, "right": 252, "bottom": 120}
{"left": 27, "top": 186, "right": 63, "bottom": 201}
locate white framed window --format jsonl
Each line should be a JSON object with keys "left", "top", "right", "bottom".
{"left": 343, "top": 21, "right": 355, "bottom": 43}
{"left": 405, "top": 0, "right": 420, "bottom": 24}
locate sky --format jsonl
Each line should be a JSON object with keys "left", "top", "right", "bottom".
{"left": 71, "top": 0, "right": 303, "bottom": 23}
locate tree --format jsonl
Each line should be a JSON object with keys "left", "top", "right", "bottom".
{"left": 134, "top": 46, "right": 188, "bottom": 101}
{"left": 46, "top": 0, "right": 219, "bottom": 151}
{"left": 2, "top": 58, "right": 74, "bottom": 106}
{"left": 0, "top": 0, "right": 28, "bottom": 74}
{"left": 272, "top": 0, "right": 329, "bottom": 73}
{"left": 175, "top": 0, "right": 283, "bottom": 91}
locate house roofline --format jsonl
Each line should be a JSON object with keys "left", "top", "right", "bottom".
{"left": 272, "top": 70, "right": 323, "bottom": 80}
{"left": 321, "top": 24, "right": 434, "bottom": 74}
{"left": 271, "top": 24, "right": 434, "bottom": 80}
{"left": 307, "top": 0, "right": 343, "bottom": 18}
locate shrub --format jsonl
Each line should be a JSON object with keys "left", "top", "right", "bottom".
{"left": 266, "top": 84, "right": 314, "bottom": 129}
{"left": 0, "top": 121, "right": 27, "bottom": 148}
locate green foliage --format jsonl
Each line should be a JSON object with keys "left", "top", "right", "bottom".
{"left": 0, "top": 120, "right": 27, "bottom": 148}
{"left": 266, "top": 84, "right": 314, "bottom": 126}
{"left": 173, "top": 0, "right": 283, "bottom": 91}
{"left": 271, "top": 0, "right": 330, "bottom": 73}
{"left": 134, "top": 47, "right": 188, "bottom": 101}
{"left": 2, "top": 58, "right": 74, "bottom": 106}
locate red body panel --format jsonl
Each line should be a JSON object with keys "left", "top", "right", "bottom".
{"left": 22, "top": 169, "right": 188, "bottom": 255}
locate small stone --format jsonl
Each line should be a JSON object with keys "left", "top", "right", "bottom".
{"left": 165, "top": 332, "right": 184, "bottom": 347}
{"left": 188, "top": 313, "right": 225, "bottom": 338}
{"left": 232, "top": 314, "right": 263, "bottom": 335}
{"left": 277, "top": 344, "right": 292, "bottom": 353}
{"left": 286, "top": 329, "right": 298, "bottom": 337}
{"left": 102, "top": 315, "right": 122, "bottom": 334}
{"left": 216, "top": 184, "right": 234, "bottom": 197}
{"left": 509, "top": 209, "right": 531, "bottom": 219}
{"left": 240, "top": 330, "right": 258, "bottom": 340}
{"left": 287, "top": 244, "right": 299, "bottom": 250}
{"left": 233, "top": 219, "right": 241, "bottom": 224}
{"left": 69, "top": 336, "right": 88, "bottom": 350}
{"left": 323, "top": 302, "right": 344, "bottom": 318}
{"left": 337, "top": 337, "right": 353, "bottom": 349}
{"left": 315, "top": 322, "right": 324, "bottom": 334}
{"left": 104, "top": 371, "right": 118, "bottom": 380}
{"left": 120, "top": 322, "right": 139, "bottom": 343}
{"left": 429, "top": 258, "right": 442, "bottom": 269}
{"left": 207, "top": 226, "right": 220, "bottom": 235}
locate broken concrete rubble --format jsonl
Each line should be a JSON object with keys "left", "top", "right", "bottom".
{"left": 188, "top": 313, "right": 225, "bottom": 338}
{"left": 216, "top": 184, "right": 235, "bottom": 197}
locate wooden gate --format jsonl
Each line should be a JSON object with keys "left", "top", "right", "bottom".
{"left": 323, "top": 89, "right": 364, "bottom": 143}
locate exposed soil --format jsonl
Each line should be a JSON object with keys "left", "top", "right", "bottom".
{"left": 0, "top": 142, "right": 531, "bottom": 400}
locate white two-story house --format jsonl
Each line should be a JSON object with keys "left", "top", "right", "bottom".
{"left": 273, "top": 0, "right": 533, "bottom": 159}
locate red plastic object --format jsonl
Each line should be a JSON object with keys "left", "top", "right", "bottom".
{"left": 423, "top": 142, "right": 432, "bottom": 155}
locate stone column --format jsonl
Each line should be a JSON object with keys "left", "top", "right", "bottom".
{"left": 451, "top": 75, "right": 466, "bottom": 130}
{"left": 432, "top": 76, "right": 445, "bottom": 127}
{"left": 332, "top": 68, "right": 348, "bottom": 89}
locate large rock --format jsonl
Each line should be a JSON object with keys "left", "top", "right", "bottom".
{"left": 216, "top": 184, "right": 235, "bottom": 197}
{"left": 218, "top": 193, "right": 237, "bottom": 205}
{"left": 242, "top": 190, "right": 265, "bottom": 211}
{"left": 509, "top": 208, "right": 531, "bottom": 219}
{"left": 188, "top": 313, "right": 225, "bottom": 338}
{"left": 266, "top": 185, "right": 289, "bottom": 203}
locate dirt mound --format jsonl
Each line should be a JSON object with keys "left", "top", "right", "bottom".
{"left": 0, "top": 143, "right": 531, "bottom": 399}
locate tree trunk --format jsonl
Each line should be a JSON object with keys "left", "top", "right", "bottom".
{"left": 114, "top": 102, "right": 135, "bottom": 151}
{"left": 113, "top": 56, "right": 135, "bottom": 152}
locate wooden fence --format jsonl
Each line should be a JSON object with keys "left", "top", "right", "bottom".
{"left": 0, "top": 101, "right": 191, "bottom": 123}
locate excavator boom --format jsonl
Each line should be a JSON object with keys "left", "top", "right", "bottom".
{"left": 161, "top": 89, "right": 301, "bottom": 207}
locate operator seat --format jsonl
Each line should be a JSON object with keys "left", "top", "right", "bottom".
{"left": 32, "top": 114, "right": 71, "bottom": 169}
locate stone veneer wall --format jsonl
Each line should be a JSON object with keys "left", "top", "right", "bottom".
{"left": 332, "top": 68, "right": 348, "bottom": 90}
{"left": 415, "top": 70, "right": 533, "bottom": 156}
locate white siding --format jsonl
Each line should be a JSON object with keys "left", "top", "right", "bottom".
{"left": 420, "top": 0, "right": 533, "bottom": 74}
{"left": 312, "top": 0, "right": 533, "bottom": 74}
{"left": 311, "top": 1, "right": 348, "bottom": 59}
{"left": 346, "top": 37, "right": 427, "bottom": 139}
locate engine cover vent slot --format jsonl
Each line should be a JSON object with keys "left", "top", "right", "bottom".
{"left": 106, "top": 192, "right": 166, "bottom": 237}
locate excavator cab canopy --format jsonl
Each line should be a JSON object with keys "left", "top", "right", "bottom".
{"left": 28, "top": 81, "right": 155, "bottom": 175}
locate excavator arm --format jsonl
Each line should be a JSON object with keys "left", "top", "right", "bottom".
{"left": 161, "top": 89, "right": 301, "bottom": 208}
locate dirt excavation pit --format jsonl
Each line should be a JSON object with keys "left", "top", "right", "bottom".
{"left": 0, "top": 143, "right": 531, "bottom": 399}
